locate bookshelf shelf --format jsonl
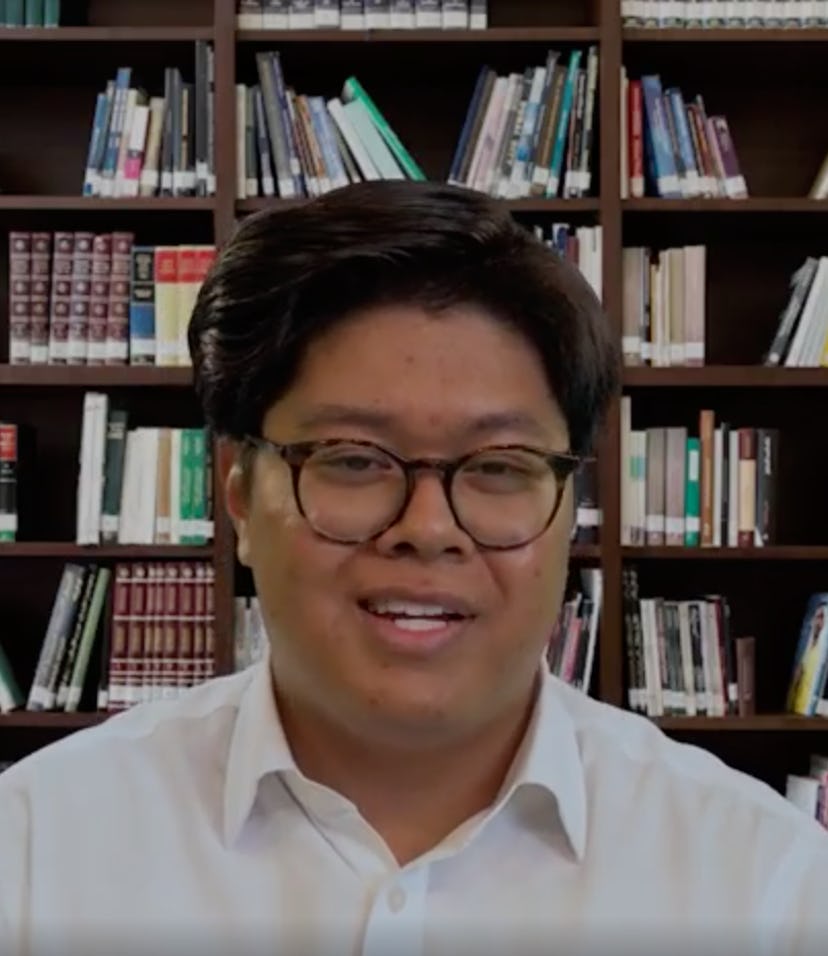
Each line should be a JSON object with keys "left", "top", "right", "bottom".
{"left": 236, "top": 197, "right": 602, "bottom": 214}
{"left": 0, "top": 197, "right": 215, "bottom": 212}
{"left": 569, "top": 544, "right": 601, "bottom": 560}
{"left": 622, "top": 546, "right": 828, "bottom": 561}
{"left": 655, "top": 715, "right": 828, "bottom": 732}
{"left": 0, "top": 27, "right": 215, "bottom": 42}
{"left": 236, "top": 26, "right": 601, "bottom": 43}
{"left": 0, "top": 544, "right": 214, "bottom": 559}
{"left": 623, "top": 28, "right": 828, "bottom": 43}
{"left": 0, "top": 712, "right": 108, "bottom": 730}
{"left": 623, "top": 367, "right": 828, "bottom": 387}
{"left": 622, "top": 198, "right": 828, "bottom": 213}
{"left": 0, "top": 366, "right": 193, "bottom": 387}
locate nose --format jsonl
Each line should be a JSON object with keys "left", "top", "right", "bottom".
{"left": 373, "top": 467, "right": 476, "bottom": 561}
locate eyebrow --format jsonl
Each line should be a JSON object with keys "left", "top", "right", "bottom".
{"left": 294, "top": 404, "right": 555, "bottom": 442}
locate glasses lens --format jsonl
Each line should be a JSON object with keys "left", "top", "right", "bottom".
{"left": 298, "top": 443, "right": 406, "bottom": 542}
{"left": 452, "top": 449, "right": 561, "bottom": 548}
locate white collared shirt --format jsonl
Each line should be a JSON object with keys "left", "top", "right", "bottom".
{"left": 2, "top": 659, "right": 828, "bottom": 956}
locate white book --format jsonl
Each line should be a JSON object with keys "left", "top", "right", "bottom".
{"left": 365, "top": 0, "right": 391, "bottom": 27}
{"left": 288, "top": 0, "right": 315, "bottom": 27}
{"left": 341, "top": 99, "right": 404, "bottom": 179}
{"left": 117, "top": 431, "right": 140, "bottom": 544}
{"left": 237, "top": 0, "right": 264, "bottom": 27}
{"left": 389, "top": 0, "right": 415, "bottom": 27}
{"left": 315, "top": 0, "right": 341, "bottom": 26}
{"left": 621, "top": 396, "right": 633, "bottom": 546}
{"left": 327, "top": 97, "right": 381, "bottom": 180}
{"left": 442, "top": 0, "right": 469, "bottom": 27}
{"left": 262, "top": 0, "right": 289, "bottom": 28}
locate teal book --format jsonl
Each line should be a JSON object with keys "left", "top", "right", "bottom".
{"left": 684, "top": 437, "right": 701, "bottom": 547}
{"left": 6, "top": 0, "right": 23, "bottom": 25}
{"left": 44, "top": 0, "right": 58, "bottom": 26}
{"left": 25, "top": 0, "right": 43, "bottom": 25}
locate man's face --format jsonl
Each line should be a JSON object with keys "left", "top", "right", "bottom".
{"left": 225, "top": 304, "right": 574, "bottom": 748}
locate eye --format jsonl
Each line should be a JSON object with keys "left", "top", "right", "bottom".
{"left": 308, "top": 445, "right": 396, "bottom": 482}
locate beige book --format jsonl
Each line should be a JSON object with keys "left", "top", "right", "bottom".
{"left": 139, "top": 97, "right": 165, "bottom": 197}
{"left": 154, "top": 428, "right": 172, "bottom": 544}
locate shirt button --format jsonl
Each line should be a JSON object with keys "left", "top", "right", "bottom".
{"left": 387, "top": 886, "right": 406, "bottom": 913}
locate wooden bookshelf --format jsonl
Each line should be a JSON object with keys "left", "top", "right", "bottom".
{"left": 0, "top": 0, "right": 826, "bottom": 798}
{"left": 0, "top": 543, "right": 213, "bottom": 558}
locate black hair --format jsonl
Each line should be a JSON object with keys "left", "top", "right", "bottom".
{"left": 188, "top": 180, "right": 619, "bottom": 457}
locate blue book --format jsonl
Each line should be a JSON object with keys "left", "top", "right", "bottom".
{"left": 640, "top": 74, "right": 681, "bottom": 198}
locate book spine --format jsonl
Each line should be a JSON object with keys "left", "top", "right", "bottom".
{"left": 414, "top": 0, "right": 441, "bottom": 26}
{"left": 87, "top": 232, "right": 112, "bottom": 366}
{"left": 0, "top": 424, "right": 17, "bottom": 542}
{"left": 315, "top": 0, "right": 340, "bottom": 26}
{"left": 8, "top": 231, "right": 32, "bottom": 365}
{"left": 340, "top": 0, "right": 365, "bottom": 28}
{"left": 105, "top": 231, "right": 132, "bottom": 365}
{"left": 390, "top": 0, "right": 415, "bottom": 27}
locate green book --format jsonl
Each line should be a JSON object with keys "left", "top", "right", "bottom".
{"left": 0, "top": 2, "right": 6, "bottom": 26}
{"left": 24, "top": 0, "right": 43, "bottom": 25}
{"left": 187, "top": 428, "right": 207, "bottom": 546}
{"left": 684, "top": 436, "right": 701, "bottom": 547}
{"left": 6, "top": 0, "right": 23, "bottom": 25}
{"left": 178, "top": 428, "right": 194, "bottom": 545}
{"left": 43, "top": 0, "right": 58, "bottom": 26}
{"left": 342, "top": 76, "right": 426, "bottom": 181}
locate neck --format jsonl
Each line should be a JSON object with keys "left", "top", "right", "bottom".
{"left": 273, "top": 679, "right": 539, "bottom": 867}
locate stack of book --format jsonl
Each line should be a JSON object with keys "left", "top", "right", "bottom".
{"left": 786, "top": 756, "right": 828, "bottom": 831}
{"left": 763, "top": 257, "right": 828, "bottom": 367}
{"left": 234, "top": 596, "right": 268, "bottom": 672}
{"left": 75, "top": 393, "right": 213, "bottom": 548}
{"left": 4, "top": 559, "right": 216, "bottom": 714}
{"left": 622, "top": 245, "right": 707, "bottom": 366}
{"left": 82, "top": 43, "right": 215, "bottom": 199}
{"left": 623, "top": 566, "right": 754, "bottom": 718}
{"left": 620, "top": 399, "right": 779, "bottom": 549}
{"left": 8, "top": 232, "right": 215, "bottom": 367}
{"left": 0, "top": 422, "right": 34, "bottom": 543}
{"left": 448, "top": 47, "right": 599, "bottom": 200}
{"left": 237, "top": 53, "right": 424, "bottom": 199}
{"left": 0, "top": 0, "right": 60, "bottom": 26}
{"left": 621, "top": 69, "right": 747, "bottom": 199}
{"left": 623, "top": 2, "right": 828, "bottom": 27}
{"left": 533, "top": 222, "right": 603, "bottom": 301}
{"left": 546, "top": 568, "right": 603, "bottom": 694}
{"left": 236, "top": 0, "right": 488, "bottom": 29}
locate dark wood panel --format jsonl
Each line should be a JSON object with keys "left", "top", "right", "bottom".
{"left": 487, "top": 0, "right": 599, "bottom": 27}
{"left": 237, "top": 27, "right": 600, "bottom": 42}
{"left": 624, "top": 27, "right": 828, "bottom": 42}
{"left": 0, "top": 366, "right": 195, "bottom": 388}
{"left": 0, "top": 27, "right": 214, "bottom": 41}
{"left": 622, "top": 42, "right": 828, "bottom": 198}
{"left": 0, "top": 544, "right": 212, "bottom": 558}
{"left": 624, "top": 368, "right": 828, "bottom": 387}
{"left": 82, "top": 0, "right": 212, "bottom": 27}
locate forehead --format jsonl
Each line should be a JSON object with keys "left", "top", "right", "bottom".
{"left": 265, "top": 303, "right": 569, "bottom": 445}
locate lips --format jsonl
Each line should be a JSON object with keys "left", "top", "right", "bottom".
{"left": 356, "top": 588, "right": 477, "bottom": 652}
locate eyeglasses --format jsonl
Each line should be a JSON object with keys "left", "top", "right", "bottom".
{"left": 244, "top": 435, "right": 587, "bottom": 550}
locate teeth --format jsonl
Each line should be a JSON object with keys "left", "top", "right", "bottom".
{"left": 369, "top": 600, "right": 456, "bottom": 618}
{"left": 392, "top": 618, "right": 450, "bottom": 632}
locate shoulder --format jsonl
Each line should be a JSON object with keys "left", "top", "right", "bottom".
{"left": 552, "top": 678, "right": 828, "bottom": 845}
{"left": 0, "top": 668, "right": 255, "bottom": 812}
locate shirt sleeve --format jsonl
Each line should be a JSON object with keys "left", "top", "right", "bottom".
{"left": 0, "top": 777, "right": 31, "bottom": 956}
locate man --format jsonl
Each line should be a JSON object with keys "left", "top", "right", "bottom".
{"left": 1, "top": 181, "right": 827, "bottom": 956}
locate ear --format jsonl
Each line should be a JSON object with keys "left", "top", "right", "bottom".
{"left": 217, "top": 437, "right": 252, "bottom": 567}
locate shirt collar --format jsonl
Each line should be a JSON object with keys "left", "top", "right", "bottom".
{"left": 223, "top": 658, "right": 587, "bottom": 861}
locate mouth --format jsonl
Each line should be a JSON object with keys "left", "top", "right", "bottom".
{"left": 356, "top": 591, "right": 477, "bottom": 653}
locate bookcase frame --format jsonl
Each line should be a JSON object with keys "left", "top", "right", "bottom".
{"left": 2, "top": 0, "right": 828, "bottom": 787}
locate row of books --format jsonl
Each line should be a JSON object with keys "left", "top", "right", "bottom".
{"left": 448, "top": 48, "right": 599, "bottom": 200}
{"left": 620, "top": 69, "right": 747, "bottom": 200}
{"left": 0, "top": 0, "right": 60, "bottom": 26}
{"left": 76, "top": 394, "right": 213, "bottom": 547}
{"left": 8, "top": 231, "right": 215, "bottom": 367}
{"left": 623, "top": 1, "right": 828, "bottom": 26}
{"left": 236, "top": 0, "right": 488, "bottom": 28}
{"left": 620, "top": 400, "right": 779, "bottom": 548}
{"left": 82, "top": 44, "right": 215, "bottom": 199}
{"left": 763, "top": 257, "right": 828, "bottom": 368}
{"left": 622, "top": 568, "right": 752, "bottom": 717}
{"left": 0, "top": 560, "right": 216, "bottom": 714}
{"left": 786, "top": 757, "right": 828, "bottom": 832}
{"left": 546, "top": 569, "right": 603, "bottom": 694}
{"left": 237, "top": 52, "right": 424, "bottom": 199}
{"left": 622, "top": 245, "right": 706, "bottom": 367}
{"left": 533, "top": 223, "right": 603, "bottom": 302}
